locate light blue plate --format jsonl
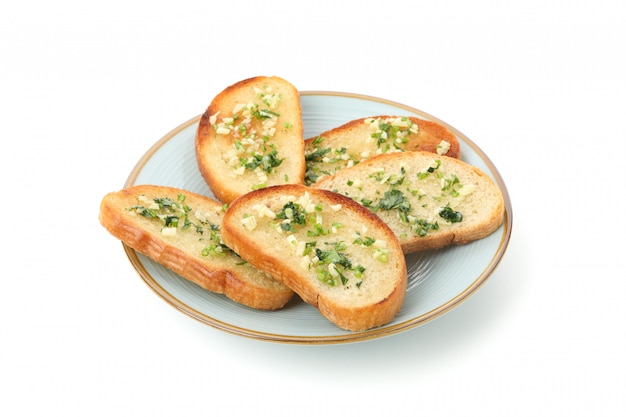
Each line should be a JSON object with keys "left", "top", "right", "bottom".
{"left": 123, "top": 91, "right": 513, "bottom": 344}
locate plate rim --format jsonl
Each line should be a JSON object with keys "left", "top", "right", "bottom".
{"left": 122, "top": 90, "right": 513, "bottom": 344}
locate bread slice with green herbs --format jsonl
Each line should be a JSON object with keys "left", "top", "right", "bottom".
{"left": 304, "top": 115, "right": 460, "bottom": 186}
{"left": 196, "top": 76, "right": 305, "bottom": 204}
{"left": 313, "top": 151, "right": 505, "bottom": 254}
{"left": 99, "top": 185, "right": 294, "bottom": 310}
{"left": 220, "top": 184, "right": 407, "bottom": 331}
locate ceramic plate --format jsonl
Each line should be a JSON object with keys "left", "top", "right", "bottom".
{"left": 123, "top": 91, "right": 513, "bottom": 344}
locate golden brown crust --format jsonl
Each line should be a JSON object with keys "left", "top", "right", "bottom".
{"left": 221, "top": 184, "right": 407, "bottom": 331}
{"left": 196, "top": 76, "right": 305, "bottom": 204}
{"left": 99, "top": 185, "right": 293, "bottom": 310}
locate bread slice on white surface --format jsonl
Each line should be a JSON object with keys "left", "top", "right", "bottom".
{"left": 220, "top": 184, "right": 407, "bottom": 331}
{"left": 196, "top": 76, "right": 305, "bottom": 204}
{"left": 99, "top": 185, "right": 294, "bottom": 310}
{"left": 304, "top": 115, "right": 460, "bottom": 186}
{"left": 313, "top": 151, "right": 505, "bottom": 254}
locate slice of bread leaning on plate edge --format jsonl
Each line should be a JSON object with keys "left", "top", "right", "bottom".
{"left": 99, "top": 75, "right": 505, "bottom": 331}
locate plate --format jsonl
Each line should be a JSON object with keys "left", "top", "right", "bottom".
{"left": 123, "top": 91, "right": 513, "bottom": 344}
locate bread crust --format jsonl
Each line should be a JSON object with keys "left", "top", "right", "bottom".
{"left": 99, "top": 185, "right": 293, "bottom": 310}
{"left": 304, "top": 115, "right": 460, "bottom": 186}
{"left": 196, "top": 76, "right": 305, "bottom": 203}
{"left": 313, "top": 151, "right": 505, "bottom": 253}
{"left": 220, "top": 184, "right": 407, "bottom": 331}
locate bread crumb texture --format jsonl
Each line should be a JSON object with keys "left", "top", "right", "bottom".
{"left": 314, "top": 152, "right": 504, "bottom": 251}
{"left": 230, "top": 188, "right": 405, "bottom": 309}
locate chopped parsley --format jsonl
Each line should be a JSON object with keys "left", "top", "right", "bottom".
{"left": 201, "top": 226, "right": 235, "bottom": 257}
{"left": 128, "top": 194, "right": 242, "bottom": 258}
{"left": 316, "top": 247, "right": 352, "bottom": 270}
{"left": 314, "top": 242, "right": 365, "bottom": 287}
{"left": 412, "top": 218, "right": 439, "bottom": 237}
{"left": 418, "top": 160, "right": 441, "bottom": 179}
{"left": 275, "top": 201, "right": 307, "bottom": 232}
{"left": 377, "top": 189, "right": 412, "bottom": 222}
{"left": 251, "top": 108, "right": 280, "bottom": 120}
{"left": 307, "top": 223, "right": 329, "bottom": 237}
{"left": 243, "top": 149, "right": 283, "bottom": 173}
{"left": 353, "top": 235, "right": 377, "bottom": 246}
{"left": 439, "top": 206, "right": 463, "bottom": 223}
{"left": 305, "top": 146, "right": 331, "bottom": 162}
{"left": 369, "top": 117, "right": 414, "bottom": 151}
{"left": 130, "top": 195, "right": 196, "bottom": 232}
{"left": 304, "top": 146, "right": 333, "bottom": 186}
{"left": 377, "top": 189, "right": 410, "bottom": 211}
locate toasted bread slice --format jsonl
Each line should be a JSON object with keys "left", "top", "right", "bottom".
{"left": 220, "top": 184, "right": 407, "bottom": 331}
{"left": 99, "top": 185, "right": 294, "bottom": 310}
{"left": 304, "top": 115, "right": 460, "bottom": 185}
{"left": 313, "top": 151, "right": 504, "bottom": 253}
{"left": 196, "top": 76, "right": 305, "bottom": 204}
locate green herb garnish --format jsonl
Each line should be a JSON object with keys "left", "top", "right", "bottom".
{"left": 243, "top": 149, "right": 283, "bottom": 173}
{"left": 439, "top": 206, "right": 463, "bottom": 223}
{"left": 275, "top": 202, "right": 307, "bottom": 232}
{"left": 377, "top": 189, "right": 412, "bottom": 222}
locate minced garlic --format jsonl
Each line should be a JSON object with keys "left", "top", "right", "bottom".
{"left": 161, "top": 227, "right": 177, "bottom": 236}
{"left": 241, "top": 215, "right": 257, "bottom": 231}
{"left": 437, "top": 140, "right": 451, "bottom": 155}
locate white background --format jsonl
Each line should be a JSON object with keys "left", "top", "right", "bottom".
{"left": 2, "top": 1, "right": 624, "bottom": 415}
